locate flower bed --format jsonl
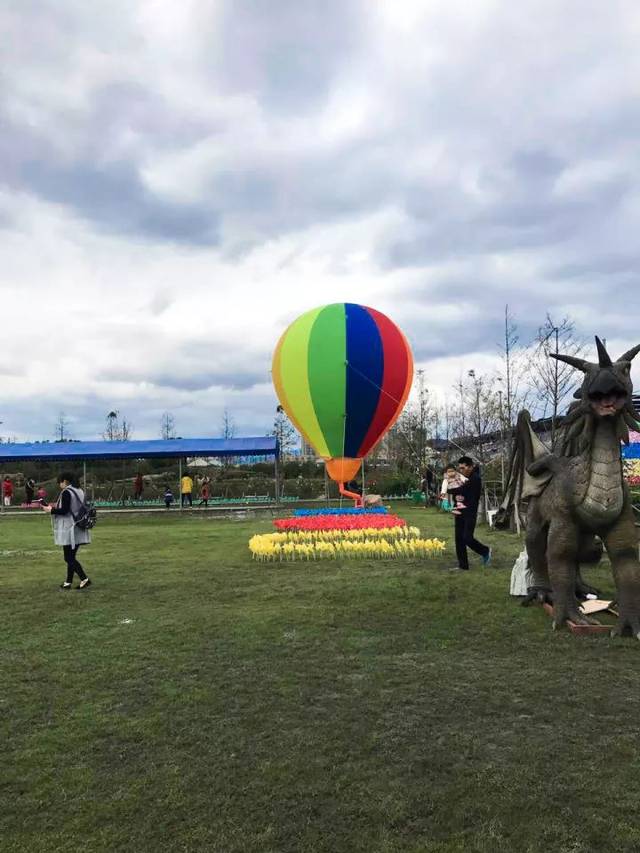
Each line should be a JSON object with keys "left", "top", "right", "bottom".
{"left": 249, "top": 528, "right": 446, "bottom": 562}
{"left": 274, "top": 514, "right": 406, "bottom": 532}
{"left": 265, "top": 526, "right": 419, "bottom": 543}
{"left": 293, "top": 507, "right": 388, "bottom": 517}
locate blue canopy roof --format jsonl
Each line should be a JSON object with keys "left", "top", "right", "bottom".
{"left": 0, "top": 436, "right": 278, "bottom": 463}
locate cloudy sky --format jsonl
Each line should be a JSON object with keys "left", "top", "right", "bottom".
{"left": 2, "top": 0, "right": 639, "bottom": 441}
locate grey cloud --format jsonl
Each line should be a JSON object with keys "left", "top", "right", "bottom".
{"left": 0, "top": 1, "right": 378, "bottom": 246}
{"left": 549, "top": 253, "right": 640, "bottom": 280}
{"left": 211, "top": 0, "right": 364, "bottom": 112}
{"left": 3, "top": 0, "right": 640, "bottom": 437}
{"left": 149, "top": 291, "right": 174, "bottom": 316}
{"left": 383, "top": 150, "right": 632, "bottom": 270}
{"left": 1, "top": 126, "right": 219, "bottom": 244}
{"left": 99, "top": 338, "right": 271, "bottom": 392}
{"left": 0, "top": 388, "right": 277, "bottom": 444}
{"left": 2, "top": 0, "right": 639, "bottom": 263}
{"left": 146, "top": 369, "right": 266, "bottom": 393}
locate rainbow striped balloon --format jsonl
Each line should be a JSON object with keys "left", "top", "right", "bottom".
{"left": 272, "top": 303, "right": 413, "bottom": 481}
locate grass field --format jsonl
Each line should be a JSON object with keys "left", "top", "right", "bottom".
{"left": 2, "top": 505, "right": 640, "bottom": 853}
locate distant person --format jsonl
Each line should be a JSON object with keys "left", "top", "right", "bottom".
{"left": 180, "top": 472, "right": 193, "bottom": 507}
{"left": 421, "top": 467, "right": 436, "bottom": 506}
{"left": 448, "top": 456, "right": 491, "bottom": 572}
{"left": 3, "top": 477, "right": 13, "bottom": 507}
{"left": 133, "top": 472, "right": 144, "bottom": 501}
{"left": 198, "top": 480, "right": 210, "bottom": 508}
{"left": 36, "top": 485, "right": 47, "bottom": 504}
{"left": 25, "top": 477, "right": 35, "bottom": 505}
{"left": 41, "top": 471, "right": 92, "bottom": 590}
{"left": 163, "top": 486, "right": 174, "bottom": 509}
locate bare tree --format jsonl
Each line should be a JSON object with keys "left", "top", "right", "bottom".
{"left": 384, "top": 422, "right": 411, "bottom": 472}
{"left": 441, "top": 401, "right": 454, "bottom": 445}
{"left": 501, "top": 305, "right": 518, "bottom": 429}
{"left": 496, "top": 305, "right": 536, "bottom": 458}
{"left": 104, "top": 410, "right": 133, "bottom": 441}
{"left": 387, "top": 373, "right": 436, "bottom": 474}
{"left": 221, "top": 408, "right": 235, "bottom": 440}
{"left": 160, "top": 412, "right": 176, "bottom": 440}
{"left": 104, "top": 411, "right": 119, "bottom": 441}
{"left": 529, "top": 315, "right": 585, "bottom": 448}
{"left": 54, "top": 412, "right": 71, "bottom": 442}
{"left": 465, "top": 370, "right": 500, "bottom": 465}
{"left": 272, "top": 408, "right": 297, "bottom": 459}
{"left": 498, "top": 305, "right": 532, "bottom": 427}
{"left": 453, "top": 375, "right": 467, "bottom": 439}
{"left": 220, "top": 408, "right": 236, "bottom": 467}
{"left": 120, "top": 416, "right": 133, "bottom": 441}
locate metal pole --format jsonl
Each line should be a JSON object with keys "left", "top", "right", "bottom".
{"left": 498, "top": 391, "right": 505, "bottom": 492}
{"left": 274, "top": 454, "right": 279, "bottom": 505}
{"left": 179, "top": 457, "right": 183, "bottom": 511}
{"left": 552, "top": 326, "right": 559, "bottom": 448}
{"left": 361, "top": 459, "right": 366, "bottom": 502}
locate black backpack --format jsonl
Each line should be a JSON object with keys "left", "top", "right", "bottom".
{"left": 68, "top": 487, "right": 98, "bottom": 530}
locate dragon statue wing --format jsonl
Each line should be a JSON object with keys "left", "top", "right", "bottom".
{"left": 494, "top": 410, "right": 554, "bottom": 532}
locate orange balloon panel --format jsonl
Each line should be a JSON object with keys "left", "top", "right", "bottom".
{"left": 325, "top": 457, "right": 362, "bottom": 483}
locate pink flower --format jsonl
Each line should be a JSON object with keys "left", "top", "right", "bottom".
{"left": 274, "top": 514, "right": 407, "bottom": 532}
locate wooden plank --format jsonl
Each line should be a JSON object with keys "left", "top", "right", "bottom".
{"left": 542, "top": 602, "right": 612, "bottom": 635}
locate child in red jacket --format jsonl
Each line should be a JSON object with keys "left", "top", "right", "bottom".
{"left": 3, "top": 477, "right": 13, "bottom": 507}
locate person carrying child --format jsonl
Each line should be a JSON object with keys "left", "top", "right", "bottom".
{"left": 447, "top": 456, "right": 492, "bottom": 572}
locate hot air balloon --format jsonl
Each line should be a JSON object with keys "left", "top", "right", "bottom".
{"left": 272, "top": 303, "right": 414, "bottom": 504}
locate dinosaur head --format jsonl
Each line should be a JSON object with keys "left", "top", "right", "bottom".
{"left": 551, "top": 337, "right": 640, "bottom": 425}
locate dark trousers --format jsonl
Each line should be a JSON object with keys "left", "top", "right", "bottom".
{"left": 181, "top": 493, "right": 192, "bottom": 507}
{"left": 454, "top": 511, "right": 489, "bottom": 570}
{"left": 63, "top": 545, "right": 88, "bottom": 584}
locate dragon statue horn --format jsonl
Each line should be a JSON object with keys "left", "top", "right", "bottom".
{"left": 549, "top": 352, "right": 590, "bottom": 372}
{"left": 617, "top": 343, "right": 640, "bottom": 364}
{"left": 595, "top": 336, "right": 613, "bottom": 367}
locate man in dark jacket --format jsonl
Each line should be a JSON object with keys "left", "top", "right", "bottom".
{"left": 448, "top": 456, "right": 491, "bottom": 571}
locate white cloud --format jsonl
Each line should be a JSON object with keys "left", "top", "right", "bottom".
{"left": 1, "top": 0, "right": 639, "bottom": 441}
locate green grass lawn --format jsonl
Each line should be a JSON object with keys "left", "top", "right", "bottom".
{"left": 2, "top": 505, "right": 639, "bottom": 853}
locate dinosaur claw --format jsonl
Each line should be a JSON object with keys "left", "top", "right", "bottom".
{"left": 611, "top": 611, "right": 640, "bottom": 638}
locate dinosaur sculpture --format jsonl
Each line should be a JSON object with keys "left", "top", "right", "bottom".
{"left": 496, "top": 337, "right": 640, "bottom": 637}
